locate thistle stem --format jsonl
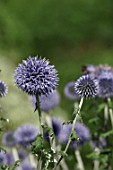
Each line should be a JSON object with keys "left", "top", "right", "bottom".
{"left": 35, "top": 94, "right": 43, "bottom": 135}
{"left": 75, "top": 149, "right": 85, "bottom": 170}
{"left": 52, "top": 97, "right": 84, "bottom": 170}
{"left": 45, "top": 114, "right": 56, "bottom": 151}
{"left": 107, "top": 98, "right": 113, "bottom": 129}
{"left": 35, "top": 94, "right": 43, "bottom": 170}
{"left": 104, "top": 103, "right": 108, "bottom": 128}
{"left": 12, "top": 147, "right": 21, "bottom": 170}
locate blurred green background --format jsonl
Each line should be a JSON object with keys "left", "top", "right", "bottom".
{"left": 1, "top": 0, "right": 113, "bottom": 125}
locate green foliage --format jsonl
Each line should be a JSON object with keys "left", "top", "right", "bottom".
{"left": 0, "top": 160, "right": 20, "bottom": 170}
{"left": 32, "top": 134, "right": 44, "bottom": 160}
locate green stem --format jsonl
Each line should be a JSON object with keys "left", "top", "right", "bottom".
{"left": 52, "top": 97, "right": 84, "bottom": 170}
{"left": 75, "top": 149, "right": 85, "bottom": 170}
{"left": 35, "top": 94, "right": 43, "bottom": 134}
{"left": 107, "top": 98, "right": 113, "bottom": 129}
{"left": 35, "top": 94, "right": 43, "bottom": 170}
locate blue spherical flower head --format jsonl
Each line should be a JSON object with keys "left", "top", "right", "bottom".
{"left": 0, "top": 80, "right": 8, "bottom": 97}
{"left": 94, "top": 65, "right": 113, "bottom": 78}
{"left": 20, "top": 161, "right": 33, "bottom": 170}
{"left": 14, "top": 124, "right": 38, "bottom": 147}
{"left": 74, "top": 122, "right": 90, "bottom": 145}
{"left": 58, "top": 122, "right": 90, "bottom": 148}
{"left": 2, "top": 131, "right": 16, "bottom": 147}
{"left": 44, "top": 117, "right": 62, "bottom": 142}
{"left": 52, "top": 118, "right": 62, "bottom": 136}
{"left": 6, "top": 153, "right": 14, "bottom": 166}
{"left": 0, "top": 151, "right": 8, "bottom": 165}
{"left": 97, "top": 71, "right": 113, "bottom": 98}
{"left": 18, "top": 150, "right": 27, "bottom": 160}
{"left": 85, "top": 65, "right": 96, "bottom": 75}
{"left": 30, "top": 90, "right": 60, "bottom": 112}
{"left": 75, "top": 75, "right": 98, "bottom": 98}
{"left": 14, "top": 56, "right": 59, "bottom": 96}
{"left": 64, "top": 81, "right": 80, "bottom": 100}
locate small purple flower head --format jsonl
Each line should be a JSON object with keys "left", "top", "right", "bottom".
{"left": 14, "top": 124, "right": 38, "bottom": 147}
{"left": 91, "top": 138, "right": 107, "bottom": 149}
{"left": 58, "top": 122, "right": 90, "bottom": 148}
{"left": 75, "top": 75, "right": 98, "bottom": 98}
{"left": 85, "top": 65, "right": 96, "bottom": 75}
{"left": 97, "top": 71, "right": 113, "bottom": 98}
{"left": 18, "top": 150, "right": 27, "bottom": 160}
{"left": 30, "top": 90, "right": 60, "bottom": 112}
{"left": 2, "top": 131, "right": 16, "bottom": 147}
{"left": 44, "top": 117, "right": 62, "bottom": 141}
{"left": 0, "top": 151, "right": 8, "bottom": 165}
{"left": 74, "top": 122, "right": 90, "bottom": 145}
{"left": 14, "top": 56, "right": 58, "bottom": 96}
{"left": 0, "top": 80, "right": 8, "bottom": 97}
{"left": 52, "top": 118, "right": 62, "bottom": 136}
{"left": 64, "top": 81, "right": 80, "bottom": 100}
{"left": 20, "top": 161, "right": 33, "bottom": 170}
{"left": 94, "top": 65, "right": 113, "bottom": 78}
{"left": 6, "top": 153, "right": 14, "bottom": 166}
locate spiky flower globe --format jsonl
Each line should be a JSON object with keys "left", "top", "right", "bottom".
{"left": 0, "top": 80, "right": 8, "bottom": 97}
{"left": 20, "top": 161, "right": 33, "bottom": 170}
{"left": 44, "top": 117, "right": 62, "bottom": 142}
{"left": 2, "top": 131, "right": 16, "bottom": 147}
{"left": 6, "top": 153, "right": 14, "bottom": 166}
{"left": 64, "top": 81, "right": 80, "bottom": 100}
{"left": 74, "top": 75, "right": 98, "bottom": 98}
{"left": 85, "top": 64, "right": 96, "bottom": 75}
{"left": 97, "top": 71, "right": 113, "bottom": 98}
{"left": 14, "top": 124, "right": 38, "bottom": 147}
{"left": 14, "top": 56, "right": 58, "bottom": 96}
{"left": 0, "top": 151, "right": 8, "bottom": 165}
{"left": 30, "top": 90, "right": 60, "bottom": 112}
{"left": 58, "top": 122, "right": 90, "bottom": 148}
{"left": 94, "top": 64, "right": 113, "bottom": 78}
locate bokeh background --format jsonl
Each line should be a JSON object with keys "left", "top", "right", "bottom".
{"left": 0, "top": 0, "right": 113, "bottom": 136}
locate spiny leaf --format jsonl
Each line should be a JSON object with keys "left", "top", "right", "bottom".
{"left": 31, "top": 134, "right": 43, "bottom": 159}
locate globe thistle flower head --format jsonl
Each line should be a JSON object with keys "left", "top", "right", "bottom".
{"left": 58, "top": 123, "right": 72, "bottom": 144}
{"left": 6, "top": 153, "right": 14, "bottom": 166}
{"left": 14, "top": 56, "right": 59, "bottom": 96}
{"left": 64, "top": 81, "right": 80, "bottom": 100}
{"left": 19, "top": 159, "right": 34, "bottom": 170}
{"left": 85, "top": 64, "right": 96, "bottom": 75}
{"left": 0, "top": 151, "right": 8, "bottom": 165}
{"left": 74, "top": 74, "right": 98, "bottom": 98}
{"left": 18, "top": 150, "right": 27, "bottom": 160}
{"left": 30, "top": 90, "right": 60, "bottom": 112}
{"left": 44, "top": 117, "right": 62, "bottom": 142}
{"left": 20, "top": 161, "right": 33, "bottom": 170}
{"left": 14, "top": 124, "right": 38, "bottom": 147}
{"left": 0, "top": 80, "right": 8, "bottom": 97}
{"left": 52, "top": 118, "right": 62, "bottom": 136}
{"left": 74, "top": 122, "right": 90, "bottom": 145}
{"left": 94, "top": 64, "right": 113, "bottom": 78}
{"left": 91, "top": 138, "right": 107, "bottom": 149}
{"left": 97, "top": 71, "right": 113, "bottom": 98}
{"left": 58, "top": 122, "right": 90, "bottom": 148}
{"left": 2, "top": 131, "right": 16, "bottom": 147}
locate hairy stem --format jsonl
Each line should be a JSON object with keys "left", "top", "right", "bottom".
{"left": 75, "top": 149, "right": 85, "bottom": 170}
{"left": 35, "top": 94, "right": 43, "bottom": 135}
{"left": 52, "top": 97, "right": 84, "bottom": 170}
{"left": 107, "top": 98, "right": 113, "bottom": 129}
{"left": 35, "top": 94, "right": 43, "bottom": 170}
